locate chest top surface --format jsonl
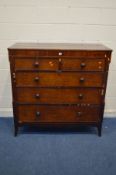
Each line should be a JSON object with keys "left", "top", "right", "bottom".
{"left": 8, "top": 43, "right": 112, "bottom": 51}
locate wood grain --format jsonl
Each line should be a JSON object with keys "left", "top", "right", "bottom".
{"left": 8, "top": 43, "right": 112, "bottom": 136}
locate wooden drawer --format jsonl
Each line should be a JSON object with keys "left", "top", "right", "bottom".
{"left": 62, "top": 58, "right": 105, "bottom": 71}
{"left": 15, "top": 57, "right": 58, "bottom": 71}
{"left": 14, "top": 57, "right": 105, "bottom": 71}
{"left": 17, "top": 105, "right": 101, "bottom": 123}
{"left": 10, "top": 49, "right": 106, "bottom": 58}
{"left": 16, "top": 72, "right": 105, "bottom": 87}
{"left": 16, "top": 88, "right": 103, "bottom": 104}
{"left": 41, "top": 50, "right": 106, "bottom": 58}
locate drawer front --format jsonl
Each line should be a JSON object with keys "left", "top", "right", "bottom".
{"left": 14, "top": 57, "right": 105, "bottom": 71}
{"left": 11, "top": 50, "right": 106, "bottom": 58}
{"left": 42, "top": 50, "right": 106, "bottom": 58}
{"left": 62, "top": 58, "right": 105, "bottom": 71}
{"left": 16, "top": 72, "right": 104, "bottom": 87}
{"left": 16, "top": 88, "right": 103, "bottom": 104}
{"left": 17, "top": 105, "right": 101, "bottom": 123}
{"left": 15, "top": 57, "right": 59, "bottom": 71}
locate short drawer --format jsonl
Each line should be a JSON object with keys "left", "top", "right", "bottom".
{"left": 16, "top": 72, "right": 105, "bottom": 87}
{"left": 62, "top": 58, "right": 105, "bottom": 71}
{"left": 15, "top": 57, "right": 59, "bottom": 71}
{"left": 14, "top": 57, "right": 105, "bottom": 71}
{"left": 16, "top": 88, "right": 103, "bottom": 104}
{"left": 17, "top": 105, "right": 101, "bottom": 123}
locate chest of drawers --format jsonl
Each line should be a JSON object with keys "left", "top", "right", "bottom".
{"left": 8, "top": 43, "right": 112, "bottom": 136}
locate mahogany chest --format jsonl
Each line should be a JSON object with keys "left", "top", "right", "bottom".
{"left": 8, "top": 43, "right": 112, "bottom": 136}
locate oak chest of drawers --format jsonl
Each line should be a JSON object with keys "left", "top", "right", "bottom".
{"left": 8, "top": 43, "right": 112, "bottom": 136}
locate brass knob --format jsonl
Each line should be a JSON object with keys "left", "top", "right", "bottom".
{"left": 34, "top": 77, "right": 39, "bottom": 82}
{"left": 34, "top": 62, "right": 39, "bottom": 67}
{"left": 36, "top": 111, "right": 40, "bottom": 117}
{"left": 80, "top": 77, "right": 85, "bottom": 83}
{"left": 77, "top": 112, "right": 82, "bottom": 117}
{"left": 78, "top": 94, "right": 83, "bottom": 99}
{"left": 81, "top": 62, "right": 86, "bottom": 68}
{"left": 35, "top": 94, "right": 40, "bottom": 98}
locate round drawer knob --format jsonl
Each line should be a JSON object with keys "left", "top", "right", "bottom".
{"left": 34, "top": 77, "right": 39, "bottom": 82}
{"left": 80, "top": 77, "right": 85, "bottom": 83}
{"left": 81, "top": 62, "right": 86, "bottom": 68}
{"left": 36, "top": 111, "right": 40, "bottom": 117}
{"left": 34, "top": 62, "right": 39, "bottom": 67}
{"left": 35, "top": 94, "right": 40, "bottom": 98}
{"left": 77, "top": 112, "right": 82, "bottom": 117}
{"left": 78, "top": 94, "right": 83, "bottom": 99}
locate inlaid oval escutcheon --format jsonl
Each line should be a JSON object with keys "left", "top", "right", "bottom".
{"left": 80, "top": 62, "right": 86, "bottom": 68}
{"left": 78, "top": 94, "right": 83, "bottom": 99}
{"left": 58, "top": 52, "right": 63, "bottom": 56}
{"left": 36, "top": 111, "right": 40, "bottom": 117}
{"left": 80, "top": 77, "right": 85, "bottom": 83}
{"left": 77, "top": 111, "right": 82, "bottom": 117}
{"left": 34, "top": 61, "right": 39, "bottom": 67}
{"left": 34, "top": 77, "right": 39, "bottom": 82}
{"left": 35, "top": 94, "right": 40, "bottom": 98}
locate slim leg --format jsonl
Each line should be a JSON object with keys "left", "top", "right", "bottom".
{"left": 13, "top": 115, "right": 18, "bottom": 136}
{"left": 14, "top": 121, "right": 18, "bottom": 137}
{"left": 97, "top": 104, "right": 104, "bottom": 137}
{"left": 13, "top": 103, "right": 18, "bottom": 136}
{"left": 97, "top": 124, "right": 102, "bottom": 137}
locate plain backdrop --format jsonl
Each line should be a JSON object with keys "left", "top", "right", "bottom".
{"left": 0, "top": 0, "right": 116, "bottom": 117}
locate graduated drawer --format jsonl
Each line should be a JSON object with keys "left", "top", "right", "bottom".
{"left": 16, "top": 88, "right": 103, "bottom": 104}
{"left": 16, "top": 72, "right": 105, "bottom": 87}
{"left": 17, "top": 105, "right": 101, "bottom": 123}
{"left": 14, "top": 57, "right": 105, "bottom": 71}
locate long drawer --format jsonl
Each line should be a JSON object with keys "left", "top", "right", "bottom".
{"left": 16, "top": 72, "right": 105, "bottom": 87}
{"left": 10, "top": 49, "right": 106, "bottom": 58}
{"left": 14, "top": 57, "right": 105, "bottom": 71}
{"left": 17, "top": 105, "right": 101, "bottom": 123}
{"left": 16, "top": 87, "right": 103, "bottom": 104}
